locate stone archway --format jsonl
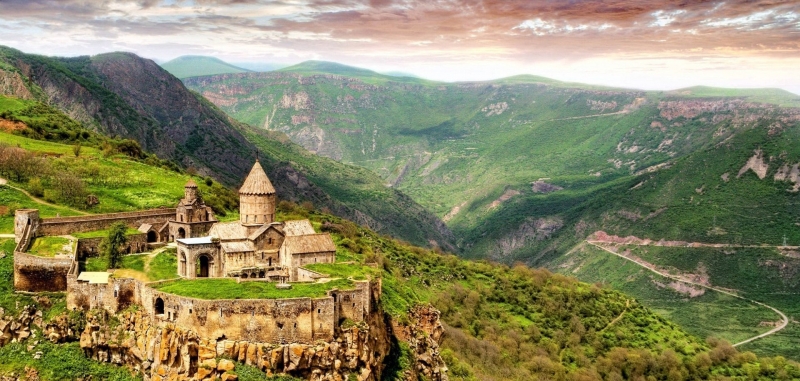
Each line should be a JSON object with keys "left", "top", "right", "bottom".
{"left": 155, "top": 297, "right": 165, "bottom": 315}
{"left": 147, "top": 231, "right": 157, "bottom": 243}
{"left": 197, "top": 254, "right": 211, "bottom": 278}
{"left": 177, "top": 227, "right": 186, "bottom": 239}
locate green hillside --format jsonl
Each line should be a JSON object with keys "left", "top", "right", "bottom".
{"left": 3, "top": 188, "right": 800, "bottom": 380}
{"left": 160, "top": 55, "right": 251, "bottom": 78}
{"left": 0, "top": 47, "right": 456, "bottom": 250}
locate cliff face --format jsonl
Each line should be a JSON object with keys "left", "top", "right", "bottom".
{"left": 77, "top": 305, "right": 447, "bottom": 381}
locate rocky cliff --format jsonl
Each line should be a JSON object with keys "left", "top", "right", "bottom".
{"left": 77, "top": 306, "right": 447, "bottom": 381}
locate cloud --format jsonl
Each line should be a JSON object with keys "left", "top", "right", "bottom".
{"left": 0, "top": 0, "right": 798, "bottom": 91}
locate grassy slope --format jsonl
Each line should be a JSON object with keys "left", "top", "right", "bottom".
{"left": 551, "top": 244, "right": 794, "bottom": 359}
{"left": 3, "top": 197, "right": 800, "bottom": 379}
{"left": 0, "top": 131, "right": 234, "bottom": 233}
{"left": 160, "top": 56, "right": 251, "bottom": 79}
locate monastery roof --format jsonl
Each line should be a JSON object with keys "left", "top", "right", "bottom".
{"left": 177, "top": 237, "right": 213, "bottom": 245}
{"left": 247, "top": 223, "right": 280, "bottom": 240}
{"left": 239, "top": 161, "right": 275, "bottom": 195}
{"left": 208, "top": 221, "right": 250, "bottom": 240}
{"left": 77, "top": 272, "right": 111, "bottom": 284}
{"left": 283, "top": 234, "right": 336, "bottom": 254}
{"left": 282, "top": 220, "right": 316, "bottom": 236}
{"left": 221, "top": 241, "right": 255, "bottom": 253}
{"left": 185, "top": 179, "right": 198, "bottom": 188}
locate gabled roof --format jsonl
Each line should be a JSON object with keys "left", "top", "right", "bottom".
{"left": 248, "top": 222, "right": 282, "bottom": 241}
{"left": 282, "top": 220, "right": 316, "bottom": 236}
{"left": 208, "top": 221, "right": 250, "bottom": 240}
{"left": 221, "top": 241, "right": 255, "bottom": 253}
{"left": 138, "top": 223, "right": 152, "bottom": 233}
{"left": 239, "top": 161, "right": 275, "bottom": 195}
{"left": 283, "top": 234, "right": 336, "bottom": 254}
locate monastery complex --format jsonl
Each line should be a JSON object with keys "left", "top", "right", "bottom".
{"left": 11, "top": 161, "right": 378, "bottom": 345}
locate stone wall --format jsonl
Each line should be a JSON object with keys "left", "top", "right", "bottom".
{"left": 68, "top": 277, "right": 373, "bottom": 345}
{"left": 37, "top": 208, "right": 176, "bottom": 236}
{"left": 14, "top": 209, "right": 39, "bottom": 245}
{"left": 75, "top": 234, "right": 149, "bottom": 259}
{"left": 80, "top": 308, "right": 390, "bottom": 381}
{"left": 13, "top": 251, "right": 73, "bottom": 292}
{"left": 67, "top": 273, "right": 140, "bottom": 313}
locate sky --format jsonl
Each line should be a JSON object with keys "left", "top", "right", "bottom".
{"left": 0, "top": 0, "right": 799, "bottom": 93}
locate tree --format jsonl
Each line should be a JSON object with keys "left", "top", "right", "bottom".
{"left": 101, "top": 222, "right": 128, "bottom": 269}
{"left": 72, "top": 142, "right": 81, "bottom": 157}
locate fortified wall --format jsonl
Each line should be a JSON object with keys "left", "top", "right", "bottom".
{"left": 13, "top": 208, "right": 174, "bottom": 293}
{"left": 35, "top": 208, "right": 175, "bottom": 236}
{"left": 66, "top": 271, "right": 379, "bottom": 345}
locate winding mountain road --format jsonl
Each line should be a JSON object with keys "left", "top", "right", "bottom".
{"left": 586, "top": 240, "right": 788, "bottom": 347}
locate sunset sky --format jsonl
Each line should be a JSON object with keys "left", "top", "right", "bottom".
{"left": 1, "top": 0, "right": 799, "bottom": 93}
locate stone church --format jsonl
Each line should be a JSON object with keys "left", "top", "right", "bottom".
{"left": 173, "top": 161, "right": 336, "bottom": 282}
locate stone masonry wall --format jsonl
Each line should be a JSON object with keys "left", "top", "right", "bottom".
{"left": 76, "top": 234, "right": 149, "bottom": 259}
{"left": 37, "top": 208, "right": 175, "bottom": 236}
{"left": 68, "top": 279, "right": 373, "bottom": 345}
{"left": 13, "top": 251, "right": 72, "bottom": 292}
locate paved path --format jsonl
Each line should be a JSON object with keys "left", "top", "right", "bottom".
{"left": 0, "top": 176, "right": 89, "bottom": 216}
{"left": 586, "top": 240, "right": 789, "bottom": 347}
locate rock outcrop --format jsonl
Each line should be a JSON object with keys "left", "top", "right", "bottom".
{"left": 78, "top": 304, "right": 448, "bottom": 381}
{"left": 390, "top": 305, "right": 448, "bottom": 381}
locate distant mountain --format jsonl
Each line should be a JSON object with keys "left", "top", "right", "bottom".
{"left": 160, "top": 55, "right": 251, "bottom": 78}
{"left": 0, "top": 46, "right": 456, "bottom": 250}
{"left": 231, "top": 62, "right": 287, "bottom": 72}
{"left": 381, "top": 71, "right": 420, "bottom": 78}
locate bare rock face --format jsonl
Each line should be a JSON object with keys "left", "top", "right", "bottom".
{"left": 0, "top": 305, "right": 40, "bottom": 347}
{"left": 390, "top": 305, "right": 448, "bottom": 381}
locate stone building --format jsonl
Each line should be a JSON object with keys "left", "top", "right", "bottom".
{"left": 167, "top": 179, "right": 217, "bottom": 242}
{"left": 175, "top": 160, "right": 336, "bottom": 282}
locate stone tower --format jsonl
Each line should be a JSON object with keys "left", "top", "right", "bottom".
{"left": 184, "top": 179, "right": 198, "bottom": 202}
{"left": 239, "top": 160, "right": 276, "bottom": 226}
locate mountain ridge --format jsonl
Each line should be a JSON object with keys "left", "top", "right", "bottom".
{"left": 0, "top": 46, "right": 456, "bottom": 250}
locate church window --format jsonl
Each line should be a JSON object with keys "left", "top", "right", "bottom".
{"left": 180, "top": 215, "right": 183, "bottom": 222}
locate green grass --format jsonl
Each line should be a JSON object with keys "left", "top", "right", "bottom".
{"left": 85, "top": 254, "right": 145, "bottom": 272}
{"left": 83, "top": 250, "right": 176, "bottom": 281}
{"left": 27, "top": 236, "right": 71, "bottom": 257}
{"left": 152, "top": 278, "right": 354, "bottom": 299}
{"left": 0, "top": 341, "right": 140, "bottom": 381}
{"left": 147, "top": 250, "right": 177, "bottom": 281}
{"left": 73, "top": 227, "right": 142, "bottom": 239}
{"left": 0, "top": 185, "right": 81, "bottom": 233}
{"left": 303, "top": 263, "right": 379, "bottom": 280}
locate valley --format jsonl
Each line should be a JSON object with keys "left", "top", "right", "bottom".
{"left": 0, "top": 48, "right": 799, "bottom": 378}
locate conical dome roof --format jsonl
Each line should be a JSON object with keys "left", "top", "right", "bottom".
{"left": 185, "top": 179, "right": 198, "bottom": 188}
{"left": 239, "top": 161, "right": 275, "bottom": 195}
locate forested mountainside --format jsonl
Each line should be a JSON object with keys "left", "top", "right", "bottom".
{"left": 185, "top": 62, "right": 800, "bottom": 262}
{"left": 1, "top": 130, "right": 799, "bottom": 379}
{"left": 0, "top": 47, "right": 454, "bottom": 249}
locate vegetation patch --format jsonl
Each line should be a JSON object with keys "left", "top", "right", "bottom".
{"left": 73, "top": 227, "right": 141, "bottom": 239}
{"left": 152, "top": 278, "right": 354, "bottom": 300}
{"left": 27, "top": 236, "right": 71, "bottom": 257}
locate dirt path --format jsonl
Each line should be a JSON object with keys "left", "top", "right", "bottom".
{"left": 0, "top": 177, "right": 90, "bottom": 216}
{"left": 599, "top": 299, "right": 630, "bottom": 333}
{"left": 586, "top": 241, "right": 788, "bottom": 347}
